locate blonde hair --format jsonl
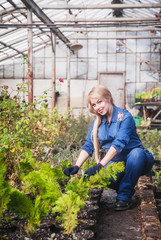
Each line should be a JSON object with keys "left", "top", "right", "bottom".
{"left": 87, "top": 85, "right": 113, "bottom": 163}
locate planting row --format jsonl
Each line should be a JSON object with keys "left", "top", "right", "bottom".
{"left": 0, "top": 156, "right": 124, "bottom": 239}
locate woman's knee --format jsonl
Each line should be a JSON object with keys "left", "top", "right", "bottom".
{"left": 126, "top": 148, "right": 154, "bottom": 173}
{"left": 126, "top": 148, "right": 146, "bottom": 169}
{"left": 127, "top": 148, "right": 145, "bottom": 165}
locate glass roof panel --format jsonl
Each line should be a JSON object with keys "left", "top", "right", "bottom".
{"left": 0, "top": 0, "right": 161, "bottom": 63}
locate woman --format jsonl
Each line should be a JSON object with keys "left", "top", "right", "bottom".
{"left": 64, "top": 85, "right": 154, "bottom": 211}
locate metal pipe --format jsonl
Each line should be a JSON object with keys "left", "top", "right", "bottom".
{"left": 68, "top": 35, "right": 161, "bottom": 39}
{"left": 21, "top": 0, "right": 71, "bottom": 48}
{"left": 42, "top": 3, "right": 161, "bottom": 9}
{"left": 51, "top": 32, "right": 56, "bottom": 109}
{"left": 67, "top": 48, "right": 70, "bottom": 109}
{"left": 27, "top": 9, "right": 33, "bottom": 103}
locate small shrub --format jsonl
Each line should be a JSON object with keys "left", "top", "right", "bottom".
{"left": 154, "top": 170, "right": 161, "bottom": 189}
{"left": 0, "top": 157, "right": 11, "bottom": 220}
{"left": 22, "top": 165, "right": 62, "bottom": 206}
{"left": 52, "top": 191, "right": 85, "bottom": 235}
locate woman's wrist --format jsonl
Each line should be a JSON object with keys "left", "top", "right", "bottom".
{"left": 75, "top": 164, "right": 80, "bottom": 168}
{"left": 99, "top": 162, "right": 104, "bottom": 167}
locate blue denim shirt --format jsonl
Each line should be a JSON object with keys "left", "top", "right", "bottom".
{"left": 82, "top": 105, "right": 142, "bottom": 156}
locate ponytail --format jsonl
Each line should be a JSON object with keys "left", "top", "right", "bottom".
{"left": 92, "top": 114, "right": 102, "bottom": 163}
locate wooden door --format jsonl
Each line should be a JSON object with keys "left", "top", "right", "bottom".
{"left": 99, "top": 72, "right": 125, "bottom": 108}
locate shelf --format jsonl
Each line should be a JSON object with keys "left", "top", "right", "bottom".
{"left": 135, "top": 102, "right": 161, "bottom": 106}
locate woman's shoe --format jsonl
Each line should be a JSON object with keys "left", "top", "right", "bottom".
{"left": 114, "top": 200, "right": 132, "bottom": 211}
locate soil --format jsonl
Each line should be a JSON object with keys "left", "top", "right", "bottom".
{"left": 94, "top": 188, "right": 142, "bottom": 240}
{"left": 94, "top": 175, "right": 161, "bottom": 240}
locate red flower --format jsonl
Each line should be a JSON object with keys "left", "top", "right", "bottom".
{"left": 59, "top": 78, "right": 64, "bottom": 83}
{"left": 4, "top": 85, "right": 8, "bottom": 89}
{"left": 13, "top": 95, "right": 17, "bottom": 98}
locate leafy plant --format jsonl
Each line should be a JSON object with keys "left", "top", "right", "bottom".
{"left": 65, "top": 176, "right": 89, "bottom": 200}
{"left": 52, "top": 191, "right": 85, "bottom": 235}
{"left": 154, "top": 170, "right": 161, "bottom": 189}
{"left": 25, "top": 195, "right": 49, "bottom": 234}
{"left": 87, "top": 162, "right": 125, "bottom": 190}
{"left": 138, "top": 129, "right": 161, "bottom": 159}
{"left": 22, "top": 165, "right": 62, "bottom": 206}
{"left": 8, "top": 190, "right": 49, "bottom": 234}
{"left": 0, "top": 157, "right": 11, "bottom": 220}
{"left": 81, "top": 158, "right": 97, "bottom": 173}
{"left": 8, "top": 189, "right": 33, "bottom": 218}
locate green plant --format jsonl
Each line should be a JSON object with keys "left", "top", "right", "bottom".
{"left": 8, "top": 189, "right": 33, "bottom": 218}
{"left": 65, "top": 176, "right": 89, "bottom": 200}
{"left": 52, "top": 191, "right": 85, "bottom": 235}
{"left": 154, "top": 170, "right": 161, "bottom": 189}
{"left": 22, "top": 165, "right": 62, "bottom": 206}
{"left": 8, "top": 189, "right": 49, "bottom": 234}
{"left": 87, "top": 162, "right": 125, "bottom": 190}
{"left": 138, "top": 129, "right": 161, "bottom": 159}
{"left": 0, "top": 157, "right": 11, "bottom": 220}
{"left": 81, "top": 158, "right": 97, "bottom": 173}
{"left": 0, "top": 85, "right": 93, "bottom": 185}
{"left": 25, "top": 195, "right": 49, "bottom": 234}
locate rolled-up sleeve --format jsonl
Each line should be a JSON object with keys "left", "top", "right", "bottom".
{"left": 82, "top": 120, "right": 95, "bottom": 156}
{"left": 112, "top": 115, "right": 135, "bottom": 152}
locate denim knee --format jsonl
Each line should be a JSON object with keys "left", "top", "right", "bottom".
{"left": 126, "top": 148, "right": 145, "bottom": 167}
{"left": 126, "top": 148, "right": 154, "bottom": 175}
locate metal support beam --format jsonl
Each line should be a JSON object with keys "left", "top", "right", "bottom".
{"left": 27, "top": 9, "right": 33, "bottom": 103}
{"left": 67, "top": 48, "right": 70, "bottom": 109}
{"left": 68, "top": 35, "right": 161, "bottom": 40}
{"left": 51, "top": 32, "right": 56, "bottom": 109}
{"left": 61, "top": 26, "right": 158, "bottom": 32}
{"left": 42, "top": 3, "right": 161, "bottom": 9}
{"left": 118, "top": 40, "right": 161, "bottom": 76}
{"left": 21, "top": 0, "right": 71, "bottom": 48}
{"left": 51, "top": 17, "right": 160, "bottom": 22}
{"left": 0, "top": 41, "right": 26, "bottom": 56}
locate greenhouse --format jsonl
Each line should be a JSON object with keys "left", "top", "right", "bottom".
{"left": 0, "top": 0, "right": 161, "bottom": 239}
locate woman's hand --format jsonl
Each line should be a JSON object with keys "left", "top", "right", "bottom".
{"left": 64, "top": 165, "right": 79, "bottom": 176}
{"left": 84, "top": 163, "right": 103, "bottom": 178}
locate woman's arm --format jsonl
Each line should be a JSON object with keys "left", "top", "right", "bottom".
{"left": 75, "top": 150, "right": 90, "bottom": 167}
{"left": 100, "top": 146, "right": 118, "bottom": 167}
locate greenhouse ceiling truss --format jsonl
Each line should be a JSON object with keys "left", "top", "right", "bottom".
{"left": 0, "top": 0, "right": 161, "bottom": 64}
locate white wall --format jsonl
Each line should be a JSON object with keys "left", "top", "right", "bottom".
{"left": 0, "top": 30, "right": 161, "bottom": 115}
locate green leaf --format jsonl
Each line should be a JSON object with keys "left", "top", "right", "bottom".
{"left": 3, "top": 128, "right": 8, "bottom": 134}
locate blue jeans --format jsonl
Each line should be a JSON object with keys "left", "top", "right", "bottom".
{"left": 104, "top": 147, "right": 154, "bottom": 202}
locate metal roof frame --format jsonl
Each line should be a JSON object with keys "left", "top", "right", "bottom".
{"left": 0, "top": 0, "right": 161, "bottom": 64}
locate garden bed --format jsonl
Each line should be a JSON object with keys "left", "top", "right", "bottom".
{"left": 0, "top": 188, "right": 102, "bottom": 240}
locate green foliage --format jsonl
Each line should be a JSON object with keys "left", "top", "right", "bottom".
{"left": 0, "top": 85, "right": 92, "bottom": 184}
{"left": 65, "top": 176, "right": 89, "bottom": 200}
{"left": 54, "top": 115, "right": 91, "bottom": 151}
{"left": 81, "top": 158, "right": 97, "bottom": 173}
{"left": 87, "top": 162, "right": 125, "bottom": 190}
{"left": 137, "top": 129, "right": 161, "bottom": 188}
{"left": 25, "top": 195, "right": 49, "bottom": 234}
{"left": 8, "top": 190, "right": 49, "bottom": 234}
{"left": 59, "top": 160, "right": 72, "bottom": 171}
{"left": 22, "top": 164, "right": 62, "bottom": 206}
{"left": 0, "top": 156, "right": 11, "bottom": 219}
{"left": 52, "top": 191, "right": 85, "bottom": 235}
{"left": 138, "top": 129, "right": 161, "bottom": 159}
{"left": 8, "top": 189, "right": 33, "bottom": 218}
{"left": 154, "top": 170, "right": 161, "bottom": 189}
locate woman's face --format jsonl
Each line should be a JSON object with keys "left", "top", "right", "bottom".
{"left": 90, "top": 97, "right": 112, "bottom": 116}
